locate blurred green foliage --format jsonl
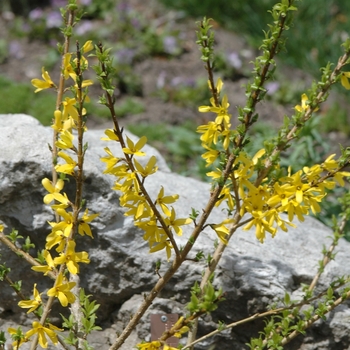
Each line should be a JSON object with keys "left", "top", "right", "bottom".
{"left": 159, "top": 0, "right": 350, "bottom": 77}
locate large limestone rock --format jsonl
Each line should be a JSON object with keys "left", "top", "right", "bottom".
{"left": 1, "top": 114, "right": 350, "bottom": 350}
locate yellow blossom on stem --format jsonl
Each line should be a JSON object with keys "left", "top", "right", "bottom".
{"left": 52, "top": 109, "right": 63, "bottom": 131}
{"left": 25, "top": 322, "right": 62, "bottom": 349}
{"left": 56, "top": 130, "right": 74, "bottom": 149}
{"left": 197, "top": 121, "right": 222, "bottom": 147}
{"left": 102, "top": 129, "right": 120, "bottom": 141}
{"left": 133, "top": 156, "right": 158, "bottom": 178}
{"left": 215, "top": 185, "right": 235, "bottom": 211}
{"left": 47, "top": 272, "right": 76, "bottom": 307}
{"left": 199, "top": 95, "right": 231, "bottom": 126}
{"left": 55, "top": 151, "right": 77, "bottom": 175}
{"left": 149, "top": 237, "right": 173, "bottom": 261}
{"left": 45, "top": 227, "right": 66, "bottom": 252}
{"left": 321, "top": 154, "right": 338, "bottom": 170}
{"left": 41, "top": 178, "right": 67, "bottom": 205}
{"left": 101, "top": 147, "right": 123, "bottom": 173}
{"left": 156, "top": 186, "right": 179, "bottom": 216}
{"left": 136, "top": 216, "right": 165, "bottom": 244}
{"left": 18, "top": 284, "right": 42, "bottom": 314}
{"left": 78, "top": 209, "right": 99, "bottom": 238}
{"left": 287, "top": 171, "right": 309, "bottom": 204}
{"left": 51, "top": 208, "right": 74, "bottom": 237}
{"left": 164, "top": 207, "right": 192, "bottom": 236}
{"left": 163, "top": 345, "right": 179, "bottom": 350}
{"left": 137, "top": 341, "right": 162, "bottom": 350}
{"left": 340, "top": 71, "right": 350, "bottom": 90}
{"left": 332, "top": 170, "right": 350, "bottom": 187}
{"left": 81, "top": 40, "right": 94, "bottom": 54}
{"left": 122, "top": 135, "right": 147, "bottom": 156}
{"left": 53, "top": 240, "right": 90, "bottom": 274}
{"left": 8, "top": 327, "right": 29, "bottom": 349}
{"left": 123, "top": 194, "right": 151, "bottom": 220}
{"left": 32, "top": 250, "right": 57, "bottom": 275}
{"left": 294, "top": 93, "right": 309, "bottom": 112}
{"left": 244, "top": 211, "right": 277, "bottom": 243}
{"left": 31, "top": 67, "right": 57, "bottom": 93}
{"left": 210, "top": 219, "right": 233, "bottom": 244}
{"left": 62, "top": 97, "right": 79, "bottom": 120}
{"left": 74, "top": 78, "right": 93, "bottom": 90}
{"left": 201, "top": 144, "right": 220, "bottom": 167}
{"left": 172, "top": 316, "right": 190, "bottom": 338}
{"left": 63, "top": 53, "right": 76, "bottom": 81}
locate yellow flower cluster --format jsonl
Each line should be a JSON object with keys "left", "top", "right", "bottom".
{"left": 101, "top": 131, "right": 191, "bottom": 260}
{"left": 198, "top": 83, "right": 350, "bottom": 243}
{"left": 14, "top": 41, "right": 99, "bottom": 349}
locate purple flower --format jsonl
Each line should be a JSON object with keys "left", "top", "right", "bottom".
{"left": 46, "top": 11, "right": 62, "bottom": 28}
{"left": 170, "top": 76, "right": 184, "bottom": 87}
{"left": 266, "top": 82, "right": 280, "bottom": 95}
{"left": 50, "top": 0, "right": 66, "bottom": 7}
{"left": 115, "top": 48, "right": 136, "bottom": 64}
{"left": 76, "top": 21, "right": 94, "bottom": 36}
{"left": 157, "top": 71, "right": 167, "bottom": 89}
{"left": 9, "top": 40, "right": 24, "bottom": 60}
{"left": 163, "top": 36, "right": 178, "bottom": 55}
{"left": 29, "top": 8, "right": 44, "bottom": 21}
{"left": 226, "top": 52, "right": 242, "bottom": 69}
{"left": 80, "top": 0, "right": 93, "bottom": 5}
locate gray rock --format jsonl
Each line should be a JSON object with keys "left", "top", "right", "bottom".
{"left": 1, "top": 114, "right": 350, "bottom": 350}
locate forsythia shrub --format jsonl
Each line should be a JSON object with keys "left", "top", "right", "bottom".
{"left": 1, "top": 0, "right": 350, "bottom": 349}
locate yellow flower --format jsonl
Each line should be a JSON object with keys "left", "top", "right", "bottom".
{"left": 321, "top": 153, "right": 338, "bottom": 170}
{"left": 52, "top": 208, "right": 74, "bottom": 237}
{"left": 341, "top": 71, "right": 350, "bottom": 90}
{"left": 32, "top": 250, "right": 56, "bottom": 275}
{"left": 123, "top": 194, "right": 151, "bottom": 220}
{"left": 55, "top": 151, "right": 77, "bottom": 175}
{"left": 42, "top": 178, "right": 69, "bottom": 207}
{"left": 45, "top": 227, "right": 66, "bottom": 252}
{"left": 210, "top": 219, "right": 233, "bottom": 244}
{"left": 56, "top": 130, "right": 74, "bottom": 149}
{"left": 18, "top": 283, "right": 42, "bottom": 313}
{"left": 31, "top": 67, "right": 57, "bottom": 93}
{"left": 63, "top": 53, "right": 76, "bottom": 81}
{"left": 215, "top": 185, "right": 235, "bottom": 211}
{"left": 137, "top": 341, "right": 162, "bottom": 350}
{"left": 295, "top": 93, "right": 318, "bottom": 113}
{"left": 149, "top": 238, "right": 173, "bottom": 261}
{"left": 294, "top": 93, "right": 310, "bottom": 112}
{"left": 47, "top": 272, "right": 76, "bottom": 307}
{"left": 164, "top": 207, "right": 192, "bottom": 236}
{"left": 289, "top": 170, "right": 310, "bottom": 204}
{"left": 81, "top": 40, "right": 94, "bottom": 54}
{"left": 62, "top": 97, "right": 79, "bottom": 120}
{"left": 8, "top": 327, "right": 29, "bottom": 349}
{"left": 164, "top": 345, "right": 179, "bottom": 350}
{"left": 78, "top": 209, "right": 99, "bottom": 238}
{"left": 156, "top": 186, "right": 179, "bottom": 217}
{"left": 122, "top": 135, "right": 147, "bottom": 156}
{"left": 133, "top": 156, "right": 158, "bottom": 178}
{"left": 53, "top": 240, "right": 90, "bottom": 274}
{"left": 197, "top": 121, "right": 222, "bottom": 147}
{"left": 201, "top": 144, "right": 220, "bottom": 167}
{"left": 25, "top": 322, "right": 62, "bottom": 348}
{"left": 244, "top": 211, "right": 277, "bottom": 243}
{"left": 172, "top": 316, "right": 190, "bottom": 338}
{"left": 101, "top": 129, "right": 120, "bottom": 141}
